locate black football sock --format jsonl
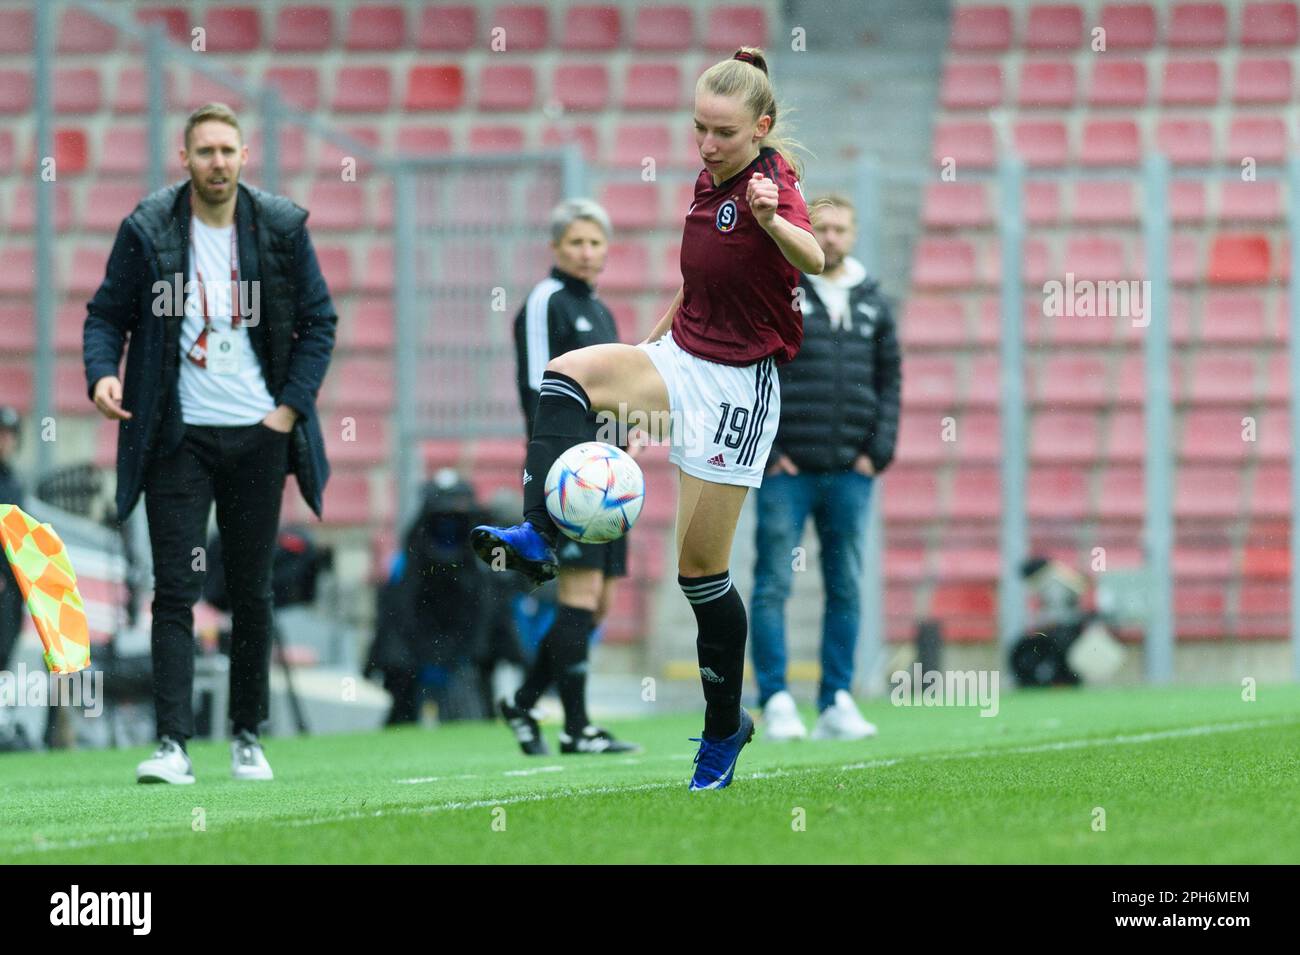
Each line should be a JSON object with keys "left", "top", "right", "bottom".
{"left": 548, "top": 605, "right": 595, "bottom": 735}
{"left": 680, "top": 570, "right": 747, "bottom": 740}
{"left": 514, "top": 633, "right": 555, "bottom": 711}
{"left": 523, "top": 371, "right": 592, "bottom": 545}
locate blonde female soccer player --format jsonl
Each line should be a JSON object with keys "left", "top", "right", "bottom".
{"left": 473, "top": 47, "right": 822, "bottom": 789}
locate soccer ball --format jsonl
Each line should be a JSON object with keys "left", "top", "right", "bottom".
{"left": 544, "top": 442, "right": 645, "bottom": 544}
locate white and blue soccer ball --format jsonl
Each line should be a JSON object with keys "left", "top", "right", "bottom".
{"left": 545, "top": 441, "right": 645, "bottom": 544}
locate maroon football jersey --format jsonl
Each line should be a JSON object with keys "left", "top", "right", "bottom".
{"left": 673, "top": 146, "right": 813, "bottom": 366}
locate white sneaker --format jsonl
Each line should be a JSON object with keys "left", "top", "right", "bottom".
{"left": 137, "top": 737, "right": 195, "bottom": 784}
{"left": 762, "top": 690, "right": 808, "bottom": 741}
{"left": 231, "top": 731, "right": 274, "bottom": 781}
{"left": 810, "top": 690, "right": 878, "bottom": 741}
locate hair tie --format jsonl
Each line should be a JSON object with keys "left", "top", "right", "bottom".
{"left": 733, "top": 51, "right": 755, "bottom": 64}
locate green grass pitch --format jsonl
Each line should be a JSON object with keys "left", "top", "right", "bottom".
{"left": 1, "top": 684, "right": 1297, "bottom": 864}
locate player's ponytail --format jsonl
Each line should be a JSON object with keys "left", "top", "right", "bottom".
{"left": 698, "top": 46, "right": 807, "bottom": 180}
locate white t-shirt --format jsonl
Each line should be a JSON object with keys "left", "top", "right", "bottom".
{"left": 178, "top": 218, "right": 276, "bottom": 426}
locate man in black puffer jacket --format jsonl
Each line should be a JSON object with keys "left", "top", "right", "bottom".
{"left": 749, "top": 193, "right": 901, "bottom": 742}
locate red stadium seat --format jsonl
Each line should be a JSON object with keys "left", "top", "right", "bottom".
{"left": 271, "top": 6, "right": 333, "bottom": 52}
{"left": 1227, "top": 117, "right": 1286, "bottom": 164}
{"left": 468, "top": 124, "right": 526, "bottom": 153}
{"left": 1170, "top": 181, "right": 1207, "bottom": 223}
{"left": 900, "top": 297, "right": 967, "bottom": 350}
{"left": 1176, "top": 465, "right": 1245, "bottom": 518}
{"left": 922, "top": 183, "right": 991, "bottom": 229}
{"left": 540, "top": 123, "right": 599, "bottom": 162}
{"left": 1017, "top": 61, "right": 1076, "bottom": 107}
{"left": 477, "top": 64, "right": 535, "bottom": 111}
{"left": 932, "top": 120, "right": 996, "bottom": 169}
{"left": 912, "top": 238, "right": 977, "bottom": 290}
{"left": 0, "top": 69, "right": 32, "bottom": 114}
{"left": 1105, "top": 410, "right": 1144, "bottom": 461}
{"left": 632, "top": 6, "right": 693, "bottom": 50}
{"left": 332, "top": 67, "right": 392, "bottom": 112}
{"left": 81, "top": 182, "right": 141, "bottom": 234}
{"left": 882, "top": 467, "right": 943, "bottom": 521}
{"left": 900, "top": 355, "right": 959, "bottom": 409}
{"left": 611, "top": 122, "right": 674, "bottom": 167}
{"left": 1079, "top": 120, "right": 1141, "bottom": 166}
{"left": 0, "top": 247, "right": 36, "bottom": 296}
{"left": 416, "top": 5, "right": 476, "bottom": 50}
{"left": 186, "top": 68, "right": 246, "bottom": 111}
{"left": 1209, "top": 234, "right": 1270, "bottom": 285}
{"left": 894, "top": 415, "right": 951, "bottom": 463}
{"left": 263, "top": 67, "right": 320, "bottom": 112}
{"left": 950, "top": 5, "right": 1013, "bottom": 51}
{"left": 0, "top": 306, "right": 33, "bottom": 356}
{"left": 1096, "top": 466, "right": 1144, "bottom": 518}
{"left": 1169, "top": 2, "right": 1228, "bottom": 46}
{"left": 593, "top": 243, "right": 651, "bottom": 292}
{"left": 314, "top": 125, "right": 381, "bottom": 175}
{"left": 246, "top": 126, "right": 307, "bottom": 175}
{"left": 1088, "top": 59, "right": 1147, "bottom": 105}
{"left": 705, "top": 6, "right": 768, "bottom": 52}
{"left": 312, "top": 245, "right": 352, "bottom": 296}
{"left": 1013, "top": 120, "right": 1069, "bottom": 167}
{"left": 1036, "top": 355, "right": 1112, "bottom": 408}
{"left": 490, "top": 5, "right": 549, "bottom": 51}
{"left": 1232, "top": 58, "right": 1291, "bottom": 104}
{"left": 948, "top": 467, "right": 1001, "bottom": 520}
{"left": 622, "top": 63, "right": 683, "bottom": 111}
{"left": 112, "top": 67, "right": 178, "bottom": 115}
{"left": 397, "top": 125, "right": 454, "bottom": 155}
{"left": 1028, "top": 466, "right": 1090, "bottom": 518}
{"left": 1181, "top": 409, "right": 1254, "bottom": 461}
{"left": 8, "top": 184, "right": 74, "bottom": 233}
{"left": 562, "top": 5, "right": 621, "bottom": 50}
{"left": 1064, "top": 236, "right": 1128, "bottom": 278}
{"left": 1032, "top": 411, "right": 1101, "bottom": 463}
{"left": 1202, "top": 291, "right": 1268, "bottom": 343}
{"left": 1240, "top": 2, "right": 1299, "bottom": 46}
{"left": 67, "top": 244, "right": 110, "bottom": 298}
{"left": 203, "top": 6, "right": 262, "bottom": 52}
{"left": 58, "top": 8, "right": 116, "bottom": 53}
{"left": 133, "top": 6, "right": 190, "bottom": 45}
{"left": 1219, "top": 181, "right": 1283, "bottom": 222}
{"left": 1026, "top": 4, "right": 1083, "bottom": 49}
{"left": 940, "top": 62, "right": 1002, "bottom": 110}
{"left": 984, "top": 237, "right": 1053, "bottom": 287}
{"left": 1160, "top": 59, "right": 1220, "bottom": 104}
{"left": 405, "top": 66, "right": 465, "bottom": 111}
{"left": 553, "top": 64, "right": 610, "bottom": 111}
{"left": 306, "top": 180, "right": 366, "bottom": 232}
{"left": 345, "top": 5, "right": 405, "bottom": 50}
{"left": 1156, "top": 118, "right": 1214, "bottom": 165}
{"left": 98, "top": 127, "right": 148, "bottom": 176}
{"left": 1099, "top": 3, "right": 1157, "bottom": 48}
{"left": 53, "top": 68, "right": 101, "bottom": 114}
{"left": 1186, "top": 351, "right": 1264, "bottom": 403}
{"left": 600, "top": 183, "right": 660, "bottom": 231}
{"left": 0, "top": 8, "right": 31, "bottom": 54}
{"left": 319, "top": 473, "right": 373, "bottom": 526}
{"left": 1072, "top": 181, "right": 1137, "bottom": 224}
{"left": 951, "top": 411, "right": 1001, "bottom": 462}
{"left": 323, "top": 413, "right": 389, "bottom": 467}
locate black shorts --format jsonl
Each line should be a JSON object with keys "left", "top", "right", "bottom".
{"left": 554, "top": 533, "right": 628, "bottom": 578}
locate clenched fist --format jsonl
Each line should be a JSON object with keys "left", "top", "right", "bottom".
{"left": 746, "top": 172, "right": 779, "bottom": 229}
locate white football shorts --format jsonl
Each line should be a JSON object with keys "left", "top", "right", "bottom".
{"left": 634, "top": 330, "right": 780, "bottom": 488}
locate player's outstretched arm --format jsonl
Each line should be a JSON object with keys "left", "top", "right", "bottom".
{"left": 745, "top": 173, "right": 824, "bottom": 274}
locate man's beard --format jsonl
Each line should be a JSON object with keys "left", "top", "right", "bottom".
{"left": 193, "top": 171, "right": 237, "bottom": 205}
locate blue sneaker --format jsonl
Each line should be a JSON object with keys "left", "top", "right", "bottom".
{"left": 688, "top": 707, "right": 755, "bottom": 791}
{"left": 470, "top": 521, "right": 558, "bottom": 588}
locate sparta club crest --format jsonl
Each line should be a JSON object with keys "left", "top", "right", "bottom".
{"left": 715, "top": 198, "right": 739, "bottom": 232}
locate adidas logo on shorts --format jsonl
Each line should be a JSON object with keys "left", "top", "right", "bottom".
{"left": 707, "top": 453, "right": 726, "bottom": 468}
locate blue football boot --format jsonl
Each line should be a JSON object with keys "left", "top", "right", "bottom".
{"left": 470, "top": 520, "right": 558, "bottom": 588}
{"left": 688, "top": 707, "right": 756, "bottom": 791}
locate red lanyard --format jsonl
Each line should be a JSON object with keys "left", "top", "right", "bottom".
{"left": 185, "top": 215, "right": 240, "bottom": 369}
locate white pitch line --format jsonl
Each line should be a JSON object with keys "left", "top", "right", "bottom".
{"left": 4, "top": 716, "right": 1295, "bottom": 857}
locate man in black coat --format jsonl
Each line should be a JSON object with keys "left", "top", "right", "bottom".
{"left": 748, "top": 193, "right": 901, "bottom": 742}
{"left": 83, "top": 103, "right": 337, "bottom": 783}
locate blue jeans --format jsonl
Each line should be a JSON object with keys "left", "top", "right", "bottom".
{"left": 749, "top": 471, "right": 874, "bottom": 712}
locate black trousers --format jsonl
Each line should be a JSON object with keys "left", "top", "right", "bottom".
{"left": 143, "top": 423, "right": 289, "bottom": 740}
